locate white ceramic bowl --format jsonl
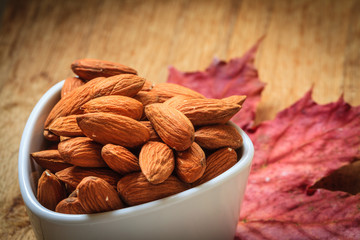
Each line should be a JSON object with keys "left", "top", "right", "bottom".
{"left": 18, "top": 81, "right": 254, "bottom": 240}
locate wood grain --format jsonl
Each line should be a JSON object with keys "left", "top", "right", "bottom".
{"left": 0, "top": 0, "right": 359, "bottom": 238}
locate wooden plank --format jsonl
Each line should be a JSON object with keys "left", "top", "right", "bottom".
{"left": 252, "top": 0, "right": 356, "bottom": 122}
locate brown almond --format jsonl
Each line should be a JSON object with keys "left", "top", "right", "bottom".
{"left": 71, "top": 59, "right": 137, "bottom": 81}
{"left": 117, "top": 172, "right": 189, "bottom": 206}
{"left": 69, "top": 189, "right": 79, "bottom": 198}
{"left": 163, "top": 95, "right": 192, "bottom": 106}
{"left": 30, "top": 150, "right": 72, "bottom": 173}
{"left": 139, "top": 141, "right": 175, "bottom": 184}
{"left": 166, "top": 97, "right": 241, "bottom": 126}
{"left": 58, "top": 137, "right": 106, "bottom": 168}
{"left": 80, "top": 95, "right": 143, "bottom": 120}
{"left": 55, "top": 166, "right": 121, "bottom": 189}
{"left": 101, "top": 144, "right": 140, "bottom": 175}
{"left": 48, "top": 115, "right": 84, "bottom": 137}
{"left": 43, "top": 129, "right": 60, "bottom": 142}
{"left": 141, "top": 80, "right": 154, "bottom": 91}
{"left": 151, "top": 83, "right": 205, "bottom": 102}
{"left": 77, "top": 176, "right": 124, "bottom": 213}
{"left": 44, "top": 74, "right": 146, "bottom": 129}
{"left": 195, "top": 124, "right": 243, "bottom": 150}
{"left": 221, "top": 95, "right": 247, "bottom": 106}
{"left": 133, "top": 91, "right": 160, "bottom": 107}
{"left": 61, "top": 77, "right": 85, "bottom": 98}
{"left": 175, "top": 142, "right": 206, "bottom": 183}
{"left": 55, "top": 197, "right": 88, "bottom": 214}
{"left": 60, "top": 136, "right": 72, "bottom": 142}
{"left": 139, "top": 121, "right": 162, "bottom": 141}
{"left": 193, "top": 148, "right": 237, "bottom": 186}
{"left": 76, "top": 113, "right": 150, "bottom": 147}
{"left": 37, "top": 170, "right": 67, "bottom": 211}
{"left": 145, "top": 103, "right": 194, "bottom": 151}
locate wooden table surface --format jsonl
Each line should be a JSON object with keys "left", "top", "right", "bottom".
{"left": 0, "top": 0, "right": 359, "bottom": 238}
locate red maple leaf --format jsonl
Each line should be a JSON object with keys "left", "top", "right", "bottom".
{"left": 167, "top": 41, "right": 265, "bottom": 130}
{"left": 167, "top": 43, "right": 360, "bottom": 239}
{"left": 236, "top": 91, "right": 360, "bottom": 239}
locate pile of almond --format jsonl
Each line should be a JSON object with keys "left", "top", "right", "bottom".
{"left": 30, "top": 59, "right": 246, "bottom": 214}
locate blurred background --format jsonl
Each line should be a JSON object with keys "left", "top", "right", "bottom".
{"left": 0, "top": 0, "right": 359, "bottom": 238}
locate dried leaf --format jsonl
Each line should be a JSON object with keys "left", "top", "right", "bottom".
{"left": 167, "top": 41, "right": 265, "bottom": 129}
{"left": 236, "top": 91, "right": 360, "bottom": 239}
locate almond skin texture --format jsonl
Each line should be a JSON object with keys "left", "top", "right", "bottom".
{"left": 195, "top": 124, "right": 243, "bottom": 150}
{"left": 145, "top": 103, "right": 194, "bottom": 151}
{"left": 221, "top": 95, "right": 247, "bottom": 106}
{"left": 134, "top": 91, "right": 160, "bottom": 108}
{"left": 101, "top": 144, "right": 140, "bottom": 175}
{"left": 139, "top": 141, "right": 175, "bottom": 184}
{"left": 55, "top": 197, "right": 88, "bottom": 214}
{"left": 55, "top": 166, "right": 121, "bottom": 189}
{"left": 69, "top": 189, "right": 79, "bottom": 198}
{"left": 58, "top": 137, "right": 107, "bottom": 168}
{"left": 117, "top": 172, "right": 189, "bottom": 206}
{"left": 61, "top": 77, "right": 85, "bottom": 98}
{"left": 48, "top": 115, "right": 84, "bottom": 137}
{"left": 141, "top": 80, "right": 154, "bottom": 91}
{"left": 30, "top": 150, "right": 72, "bottom": 173}
{"left": 80, "top": 95, "right": 143, "bottom": 120}
{"left": 193, "top": 147, "right": 238, "bottom": 186}
{"left": 166, "top": 97, "right": 241, "bottom": 126}
{"left": 139, "top": 121, "right": 162, "bottom": 141}
{"left": 175, "top": 142, "right": 206, "bottom": 183}
{"left": 37, "top": 170, "right": 67, "bottom": 211}
{"left": 44, "top": 74, "right": 145, "bottom": 129}
{"left": 71, "top": 59, "right": 137, "bottom": 81}
{"left": 151, "top": 83, "right": 205, "bottom": 102}
{"left": 77, "top": 176, "right": 124, "bottom": 213}
{"left": 77, "top": 113, "right": 150, "bottom": 147}
{"left": 43, "top": 129, "right": 60, "bottom": 142}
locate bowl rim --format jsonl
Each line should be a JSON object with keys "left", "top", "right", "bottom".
{"left": 18, "top": 80, "right": 254, "bottom": 224}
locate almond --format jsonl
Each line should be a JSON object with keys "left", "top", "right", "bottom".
{"left": 139, "top": 121, "right": 162, "bottom": 141}
{"left": 134, "top": 91, "right": 160, "bottom": 108}
{"left": 69, "top": 189, "right": 79, "bottom": 198}
{"left": 58, "top": 137, "right": 107, "bottom": 168}
{"left": 71, "top": 59, "right": 137, "bottom": 81}
{"left": 163, "top": 95, "right": 192, "bottom": 106}
{"left": 60, "top": 136, "right": 72, "bottom": 142}
{"left": 43, "top": 129, "right": 60, "bottom": 142}
{"left": 80, "top": 95, "right": 143, "bottom": 120}
{"left": 55, "top": 197, "right": 88, "bottom": 214}
{"left": 48, "top": 115, "right": 84, "bottom": 137}
{"left": 175, "top": 142, "right": 206, "bottom": 183}
{"left": 77, "top": 176, "right": 124, "bottom": 213}
{"left": 141, "top": 80, "right": 154, "bottom": 91}
{"left": 166, "top": 97, "right": 241, "bottom": 126}
{"left": 139, "top": 141, "right": 175, "bottom": 184}
{"left": 101, "top": 144, "right": 140, "bottom": 175}
{"left": 134, "top": 91, "right": 160, "bottom": 120}
{"left": 55, "top": 166, "right": 121, "bottom": 189}
{"left": 195, "top": 124, "right": 243, "bottom": 150}
{"left": 30, "top": 150, "right": 72, "bottom": 173}
{"left": 221, "top": 95, "right": 247, "bottom": 106}
{"left": 193, "top": 147, "right": 238, "bottom": 186}
{"left": 77, "top": 113, "right": 150, "bottom": 147}
{"left": 61, "top": 77, "right": 85, "bottom": 98}
{"left": 44, "top": 74, "right": 146, "bottom": 129}
{"left": 37, "top": 170, "right": 67, "bottom": 211}
{"left": 151, "top": 83, "right": 205, "bottom": 102}
{"left": 117, "top": 172, "right": 189, "bottom": 206}
{"left": 145, "top": 103, "right": 194, "bottom": 151}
